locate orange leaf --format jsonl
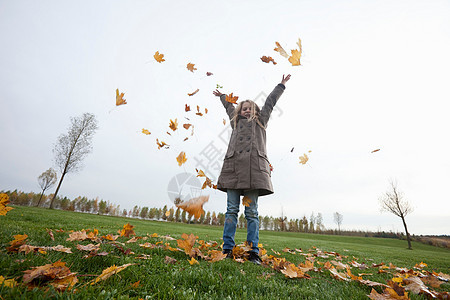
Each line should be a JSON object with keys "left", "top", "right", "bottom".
{"left": 188, "top": 88, "right": 199, "bottom": 96}
{"left": 371, "top": 149, "right": 380, "bottom": 153}
{"left": 116, "top": 89, "right": 127, "bottom": 106}
{"left": 188, "top": 257, "right": 199, "bottom": 265}
{"left": 183, "top": 123, "right": 192, "bottom": 130}
{"left": 176, "top": 195, "right": 209, "bottom": 219}
{"left": 299, "top": 154, "right": 309, "bottom": 165}
{"left": 154, "top": 51, "right": 165, "bottom": 63}
{"left": 187, "top": 63, "right": 197, "bottom": 72}
{"left": 164, "top": 256, "right": 177, "bottom": 264}
{"left": 176, "top": 151, "right": 188, "bottom": 166}
{"left": 130, "top": 280, "right": 140, "bottom": 288}
{"left": 260, "top": 56, "right": 277, "bottom": 65}
{"left": 169, "top": 119, "right": 178, "bottom": 131}
{"left": 208, "top": 250, "right": 227, "bottom": 262}
{"left": 7, "top": 234, "right": 28, "bottom": 252}
{"left": 23, "top": 260, "right": 78, "bottom": 291}
{"left": 120, "top": 223, "right": 136, "bottom": 237}
{"left": 242, "top": 196, "right": 252, "bottom": 207}
{"left": 66, "top": 230, "right": 89, "bottom": 242}
{"left": 225, "top": 93, "right": 238, "bottom": 104}
{"left": 185, "top": 104, "right": 191, "bottom": 112}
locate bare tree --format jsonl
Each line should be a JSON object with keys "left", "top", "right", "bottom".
{"left": 36, "top": 168, "right": 57, "bottom": 207}
{"left": 333, "top": 212, "right": 343, "bottom": 233}
{"left": 49, "top": 113, "right": 98, "bottom": 209}
{"left": 379, "top": 180, "right": 413, "bottom": 249}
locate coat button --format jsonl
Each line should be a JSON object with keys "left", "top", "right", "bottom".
{"left": 247, "top": 136, "right": 250, "bottom": 140}
{"left": 239, "top": 150, "right": 243, "bottom": 153}
{"left": 240, "top": 125, "right": 243, "bottom": 129}
{"left": 240, "top": 137, "right": 243, "bottom": 141}
{"left": 246, "top": 149, "right": 250, "bottom": 152}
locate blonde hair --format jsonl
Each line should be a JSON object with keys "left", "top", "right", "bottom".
{"left": 231, "top": 100, "right": 265, "bottom": 129}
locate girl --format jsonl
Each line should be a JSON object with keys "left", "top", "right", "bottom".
{"left": 213, "top": 74, "right": 291, "bottom": 264}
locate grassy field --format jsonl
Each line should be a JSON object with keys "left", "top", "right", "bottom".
{"left": 0, "top": 206, "right": 449, "bottom": 299}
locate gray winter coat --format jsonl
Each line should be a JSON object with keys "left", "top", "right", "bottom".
{"left": 217, "top": 84, "right": 285, "bottom": 196}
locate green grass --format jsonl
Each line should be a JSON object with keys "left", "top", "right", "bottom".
{"left": 1, "top": 206, "right": 449, "bottom": 299}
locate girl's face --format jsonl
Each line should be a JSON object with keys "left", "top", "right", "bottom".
{"left": 240, "top": 102, "right": 253, "bottom": 118}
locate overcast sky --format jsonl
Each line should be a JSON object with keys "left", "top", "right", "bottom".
{"left": 1, "top": 0, "right": 449, "bottom": 235}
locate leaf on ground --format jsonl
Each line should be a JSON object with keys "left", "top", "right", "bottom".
{"left": 7, "top": 234, "right": 28, "bottom": 252}
{"left": 176, "top": 195, "right": 209, "bottom": 219}
{"left": 77, "top": 244, "right": 100, "bottom": 252}
{"left": 103, "top": 234, "right": 119, "bottom": 241}
{"left": 329, "top": 267, "right": 351, "bottom": 281}
{"left": 177, "top": 233, "right": 198, "bottom": 256}
{"left": 23, "top": 260, "right": 78, "bottom": 291}
{"left": 0, "top": 275, "right": 17, "bottom": 288}
{"left": 66, "top": 230, "right": 89, "bottom": 242}
{"left": 164, "top": 256, "right": 177, "bottom": 264}
{"left": 90, "top": 263, "right": 134, "bottom": 285}
{"left": 116, "top": 89, "right": 127, "bottom": 106}
{"left": 119, "top": 223, "right": 136, "bottom": 237}
{"left": 188, "top": 257, "right": 199, "bottom": 265}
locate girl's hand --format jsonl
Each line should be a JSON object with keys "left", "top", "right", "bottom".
{"left": 213, "top": 89, "right": 223, "bottom": 97}
{"left": 281, "top": 74, "right": 291, "bottom": 85}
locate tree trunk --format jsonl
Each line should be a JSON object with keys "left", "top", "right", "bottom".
{"left": 49, "top": 172, "right": 66, "bottom": 209}
{"left": 36, "top": 191, "right": 44, "bottom": 207}
{"left": 400, "top": 215, "right": 412, "bottom": 250}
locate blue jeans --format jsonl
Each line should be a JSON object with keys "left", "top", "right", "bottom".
{"left": 222, "top": 189, "right": 259, "bottom": 253}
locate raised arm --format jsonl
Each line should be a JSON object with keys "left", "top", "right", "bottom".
{"left": 259, "top": 74, "right": 291, "bottom": 126}
{"left": 213, "top": 89, "right": 235, "bottom": 120}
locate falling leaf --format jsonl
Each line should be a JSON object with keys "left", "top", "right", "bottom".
{"left": 196, "top": 105, "right": 203, "bottom": 116}
{"left": 188, "top": 89, "right": 199, "bottom": 96}
{"left": 176, "top": 151, "right": 188, "bottom": 166}
{"left": 169, "top": 119, "right": 178, "bottom": 131}
{"left": 371, "top": 149, "right": 380, "bottom": 153}
{"left": 260, "top": 56, "right": 277, "bottom": 65}
{"left": 142, "top": 129, "right": 151, "bottom": 135}
{"left": 225, "top": 93, "right": 238, "bottom": 104}
{"left": 185, "top": 104, "right": 191, "bottom": 112}
{"left": 299, "top": 154, "right": 309, "bottom": 165}
{"left": 90, "top": 264, "right": 134, "bottom": 285}
{"left": 206, "top": 72, "right": 213, "bottom": 76}
{"left": 188, "top": 257, "right": 199, "bottom": 265}
{"left": 183, "top": 137, "right": 189, "bottom": 141}
{"left": 156, "top": 138, "right": 169, "bottom": 149}
{"left": 183, "top": 123, "right": 192, "bottom": 130}
{"left": 223, "top": 119, "right": 226, "bottom": 125}
{"left": 0, "top": 193, "right": 14, "bottom": 216}
{"left": 216, "top": 84, "right": 223, "bottom": 89}
{"left": 205, "top": 108, "right": 208, "bottom": 114}
{"left": 242, "top": 196, "right": 252, "bottom": 207}
{"left": 154, "top": 51, "right": 165, "bottom": 63}
{"left": 288, "top": 39, "right": 302, "bottom": 66}
{"left": 187, "top": 63, "right": 197, "bottom": 72}
{"left": 274, "top": 42, "right": 289, "bottom": 58}
{"left": 176, "top": 196, "right": 209, "bottom": 219}
{"left": 116, "top": 89, "right": 127, "bottom": 106}
{"left": 119, "top": 223, "right": 136, "bottom": 237}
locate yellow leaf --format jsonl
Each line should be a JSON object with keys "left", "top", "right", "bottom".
{"left": 169, "top": 119, "right": 178, "bottom": 131}
{"left": 116, "top": 89, "right": 127, "bottom": 106}
{"left": 0, "top": 193, "right": 14, "bottom": 216}
{"left": 176, "top": 151, "right": 188, "bottom": 166}
{"left": 90, "top": 263, "right": 133, "bottom": 285}
{"left": 176, "top": 196, "right": 209, "bottom": 219}
{"left": 299, "top": 154, "right": 309, "bottom": 165}
{"left": 288, "top": 39, "right": 302, "bottom": 66}
{"left": 156, "top": 138, "right": 169, "bottom": 149}
{"left": 154, "top": 51, "right": 165, "bottom": 63}
{"left": 142, "top": 129, "right": 151, "bottom": 135}
{"left": 188, "top": 257, "right": 199, "bottom": 265}
{"left": 0, "top": 275, "right": 18, "bottom": 288}
{"left": 225, "top": 93, "right": 238, "bottom": 104}
{"left": 120, "top": 223, "right": 136, "bottom": 237}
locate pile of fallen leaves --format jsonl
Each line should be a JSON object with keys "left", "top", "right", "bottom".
{"left": 1, "top": 224, "right": 449, "bottom": 299}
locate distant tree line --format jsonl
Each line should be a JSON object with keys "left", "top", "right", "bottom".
{"left": 1, "top": 189, "right": 406, "bottom": 239}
